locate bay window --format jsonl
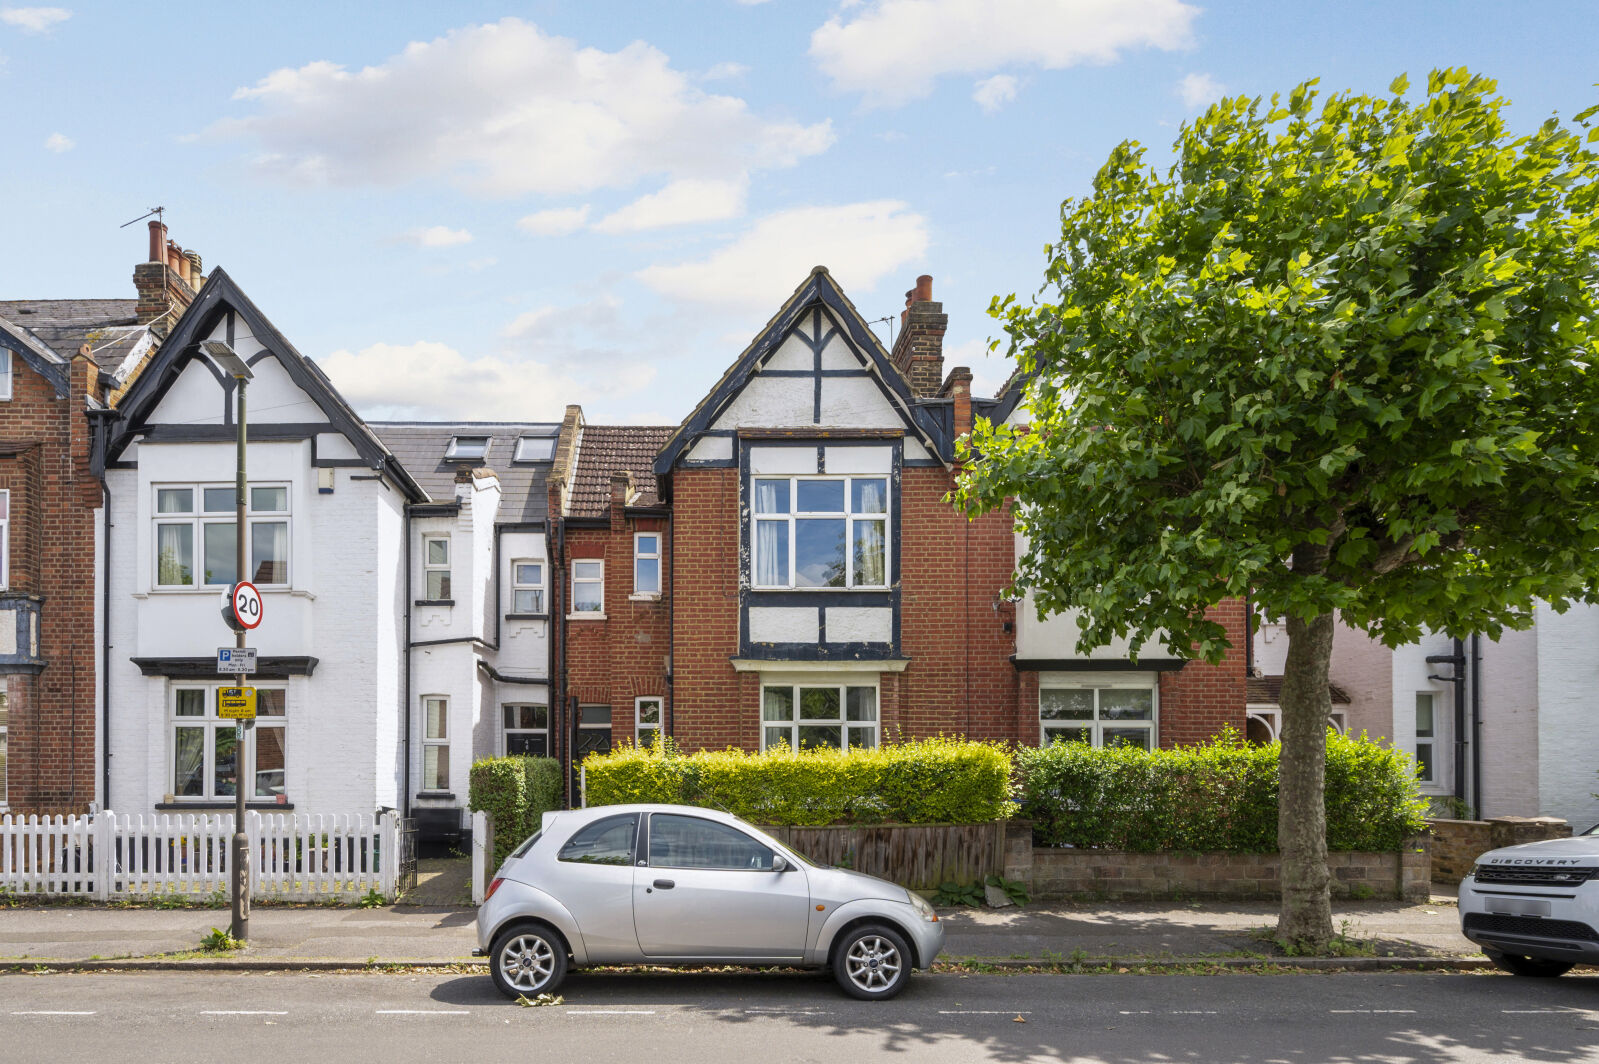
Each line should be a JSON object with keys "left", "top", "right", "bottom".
{"left": 1040, "top": 685, "right": 1156, "bottom": 749}
{"left": 154, "top": 483, "right": 290, "bottom": 589}
{"left": 761, "top": 683, "right": 878, "bottom": 751}
{"left": 169, "top": 685, "right": 287, "bottom": 801}
{"left": 752, "top": 476, "right": 887, "bottom": 589}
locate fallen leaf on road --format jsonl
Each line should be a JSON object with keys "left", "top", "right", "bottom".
{"left": 1013, "top": 1015, "right": 1027, "bottom": 1023}
{"left": 515, "top": 993, "right": 564, "bottom": 1007}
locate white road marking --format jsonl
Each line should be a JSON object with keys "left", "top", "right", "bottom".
{"left": 200, "top": 1011, "right": 289, "bottom": 1016}
{"left": 565, "top": 1010, "right": 656, "bottom": 1015}
{"left": 12, "top": 1011, "right": 96, "bottom": 1016}
{"left": 939, "top": 1010, "right": 1033, "bottom": 1015}
{"left": 375, "top": 1010, "right": 471, "bottom": 1015}
{"left": 1118, "top": 1010, "right": 1153, "bottom": 1015}
{"left": 1171, "top": 1010, "right": 1219, "bottom": 1015}
{"left": 1330, "top": 1010, "right": 1417, "bottom": 1014}
{"left": 744, "top": 1009, "right": 829, "bottom": 1015}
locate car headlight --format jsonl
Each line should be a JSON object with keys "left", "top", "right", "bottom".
{"left": 906, "top": 889, "right": 939, "bottom": 923}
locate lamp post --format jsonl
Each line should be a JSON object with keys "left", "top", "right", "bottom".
{"left": 201, "top": 339, "right": 253, "bottom": 942}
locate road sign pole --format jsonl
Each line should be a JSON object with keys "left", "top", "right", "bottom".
{"left": 231, "top": 374, "right": 250, "bottom": 943}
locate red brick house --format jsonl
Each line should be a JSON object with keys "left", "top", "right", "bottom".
{"left": 0, "top": 220, "right": 199, "bottom": 813}
{"left": 550, "top": 267, "right": 1245, "bottom": 774}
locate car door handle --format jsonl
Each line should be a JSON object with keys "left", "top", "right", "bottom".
{"left": 653, "top": 879, "right": 675, "bottom": 890}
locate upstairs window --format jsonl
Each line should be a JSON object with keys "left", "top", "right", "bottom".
{"left": 423, "top": 536, "right": 451, "bottom": 600}
{"left": 445, "top": 436, "right": 489, "bottom": 461}
{"left": 572, "top": 560, "right": 604, "bottom": 613}
{"left": 153, "top": 483, "right": 290, "bottom": 589}
{"left": 511, "top": 560, "right": 544, "bottom": 614}
{"left": 0, "top": 349, "right": 11, "bottom": 400}
{"left": 0, "top": 490, "right": 9, "bottom": 590}
{"left": 634, "top": 533, "right": 661, "bottom": 595}
{"left": 514, "top": 436, "right": 557, "bottom": 462}
{"left": 752, "top": 476, "right": 887, "bottom": 589}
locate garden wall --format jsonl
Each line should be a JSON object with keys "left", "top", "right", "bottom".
{"left": 1427, "top": 816, "right": 1571, "bottom": 884}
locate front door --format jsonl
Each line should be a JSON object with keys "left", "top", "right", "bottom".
{"left": 633, "top": 812, "right": 812, "bottom": 960}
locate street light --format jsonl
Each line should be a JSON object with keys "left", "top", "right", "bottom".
{"left": 203, "top": 339, "right": 253, "bottom": 943}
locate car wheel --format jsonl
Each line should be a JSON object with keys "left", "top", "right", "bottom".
{"left": 489, "top": 923, "right": 569, "bottom": 999}
{"left": 833, "top": 924, "right": 913, "bottom": 1001}
{"left": 1484, "top": 950, "right": 1574, "bottom": 978}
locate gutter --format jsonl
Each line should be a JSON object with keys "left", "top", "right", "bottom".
{"left": 402, "top": 507, "right": 412, "bottom": 817}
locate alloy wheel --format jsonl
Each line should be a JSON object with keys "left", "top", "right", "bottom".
{"left": 499, "top": 933, "right": 556, "bottom": 993}
{"left": 844, "top": 934, "right": 903, "bottom": 993}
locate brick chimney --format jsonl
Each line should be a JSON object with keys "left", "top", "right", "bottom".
{"left": 889, "top": 274, "right": 947, "bottom": 398}
{"left": 939, "top": 366, "right": 974, "bottom": 449}
{"left": 133, "top": 219, "right": 204, "bottom": 328}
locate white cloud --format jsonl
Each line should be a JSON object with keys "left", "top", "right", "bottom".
{"left": 517, "top": 205, "right": 591, "bottom": 237}
{"left": 594, "top": 177, "right": 747, "bottom": 233}
{"left": 701, "top": 61, "right": 748, "bottom": 81}
{"left": 319, "top": 341, "right": 588, "bottom": 421}
{"left": 43, "top": 131, "right": 73, "bottom": 152}
{"left": 405, "top": 225, "right": 472, "bottom": 247}
{"left": 810, "top": 0, "right": 1198, "bottom": 107}
{"left": 220, "top": 17, "right": 833, "bottom": 198}
{"left": 1177, "top": 71, "right": 1225, "bottom": 109}
{"left": 972, "top": 74, "right": 1018, "bottom": 113}
{"left": 1, "top": 7, "right": 70, "bottom": 33}
{"left": 637, "top": 200, "right": 928, "bottom": 309}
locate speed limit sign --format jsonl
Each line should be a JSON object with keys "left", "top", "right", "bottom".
{"left": 221, "top": 580, "right": 264, "bottom": 632}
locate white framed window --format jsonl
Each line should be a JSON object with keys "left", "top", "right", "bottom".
{"left": 634, "top": 533, "right": 661, "bottom": 596}
{"left": 0, "top": 348, "right": 12, "bottom": 401}
{"left": 445, "top": 436, "right": 489, "bottom": 461}
{"left": 0, "top": 489, "right": 10, "bottom": 590}
{"left": 422, "top": 695, "right": 449, "bottom": 791}
{"left": 1040, "top": 685, "right": 1157, "bottom": 749}
{"left": 514, "top": 436, "right": 556, "bottom": 462}
{"left": 503, "top": 703, "right": 549, "bottom": 757}
{"left": 152, "top": 483, "right": 290, "bottom": 589}
{"left": 760, "top": 682, "right": 878, "bottom": 751}
{"left": 169, "top": 684, "right": 287, "bottom": 802}
{"left": 422, "top": 535, "right": 451, "bottom": 600}
{"left": 752, "top": 475, "right": 887, "bottom": 589}
{"left": 571, "top": 559, "right": 604, "bottom": 614}
{"left": 635, "top": 696, "right": 662, "bottom": 748}
{"left": 1414, "top": 692, "right": 1435, "bottom": 783}
{"left": 511, "top": 560, "right": 545, "bottom": 614}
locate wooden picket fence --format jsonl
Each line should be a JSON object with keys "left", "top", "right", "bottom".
{"left": 0, "top": 811, "right": 401, "bottom": 902}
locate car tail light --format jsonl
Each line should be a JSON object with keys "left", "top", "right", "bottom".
{"left": 484, "top": 877, "right": 505, "bottom": 901}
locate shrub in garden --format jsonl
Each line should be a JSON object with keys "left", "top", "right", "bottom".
{"left": 1016, "top": 729, "right": 1426, "bottom": 853}
{"left": 583, "top": 736, "right": 1015, "bottom": 826}
{"left": 469, "top": 755, "right": 562, "bottom": 869}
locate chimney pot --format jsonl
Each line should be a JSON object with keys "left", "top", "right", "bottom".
{"left": 147, "top": 219, "right": 167, "bottom": 263}
{"left": 915, "top": 275, "right": 933, "bottom": 303}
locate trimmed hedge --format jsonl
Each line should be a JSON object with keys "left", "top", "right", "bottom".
{"left": 1016, "top": 729, "right": 1428, "bottom": 853}
{"left": 469, "top": 755, "right": 563, "bottom": 869}
{"left": 583, "top": 737, "right": 1016, "bottom": 826}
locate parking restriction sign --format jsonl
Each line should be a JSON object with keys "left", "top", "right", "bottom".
{"left": 218, "top": 687, "right": 257, "bottom": 720}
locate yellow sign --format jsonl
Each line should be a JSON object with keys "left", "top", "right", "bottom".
{"left": 218, "top": 686, "right": 257, "bottom": 720}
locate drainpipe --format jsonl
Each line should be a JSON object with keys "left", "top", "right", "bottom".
{"left": 665, "top": 509, "right": 674, "bottom": 739}
{"left": 1452, "top": 636, "right": 1467, "bottom": 806}
{"left": 101, "top": 479, "right": 112, "bottom": 812}
{"left": 402, "top": 508, "right": 412, "bottom": 817}
{"left": 1471, "top": 634, "right": 1483, "bottom": 818}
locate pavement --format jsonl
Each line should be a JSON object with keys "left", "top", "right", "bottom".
{"left": 0, "top": 889, "right": 1486, "bottom": 971}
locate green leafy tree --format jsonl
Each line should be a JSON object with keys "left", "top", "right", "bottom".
{"left": 956, "top": 70, "right": 1599, "bottom": 949}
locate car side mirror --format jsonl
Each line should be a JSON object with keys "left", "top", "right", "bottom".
{"left": 771, "top": 855, "right": 789, "bottom": 873}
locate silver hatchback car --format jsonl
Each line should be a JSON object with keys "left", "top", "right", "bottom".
{"left": 476, "top": 804, "right": 945, "bottom": 1000}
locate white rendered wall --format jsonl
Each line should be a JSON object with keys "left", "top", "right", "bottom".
{"left": 1535, "top": 603, "right": 1599, "bottom": 830}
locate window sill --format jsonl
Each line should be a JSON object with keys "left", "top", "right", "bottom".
{"left": 747, "top": 586, "right": 891, "bottom": 593}
{"left": 146, "top": 586, "right": 294, "bottom": 595}
{"left": 628, "top": 593, "right": 662, "bottom": 602}
{"left": 414, "top": 791, "right": 456, "bottom": 800}
{"left": 504, "top": 613, "right": 547, "bottom": 621}
{"left": 567, "top": 612, "right": 607, "bottom": 621}
{"left": 155, "top": 801, "right": 294, "bottom": 811}
{"left": 415, "top": 599, "right": 455, "bottom": 607}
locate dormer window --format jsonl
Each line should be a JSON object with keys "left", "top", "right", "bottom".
{"left": 514, "top": 436, "right": 556, "bottom": 462}
{"left": 445, "top": 436, "right": 489, "bottom": 461}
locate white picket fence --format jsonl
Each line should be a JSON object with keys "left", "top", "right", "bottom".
{"left": 0, "top": 810, "right": 401, "bottom": 902}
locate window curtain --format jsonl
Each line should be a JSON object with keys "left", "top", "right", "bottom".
{"left": 755, "top": 520, "right": 787, "bottom": 586}
{"left": 252, "top": 522, "right": 288, "bottom": 584}
{"left": 754, "top": 480, "right": 787, "bottom": 513}
{"left": 854, "top": 479, "right": 886, "bottom": 513}
{"left": 853, "top": 520, "right": 886, "bottom": 586}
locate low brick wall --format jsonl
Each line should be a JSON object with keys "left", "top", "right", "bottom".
{"left": 1428, "top": 816, "right": 1571, "bottom": 885}
{"left": 1022, "top": 836, "right": 1430, "bottom": 902}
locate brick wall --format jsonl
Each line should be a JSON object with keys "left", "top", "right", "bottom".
{"left": 0, "top": 354, "right": 101, "bottom": 814}
{"left": 1428, "top": 816, "right": 1572, "bottom": 884}
{"left": 668, "top": 467, "right": 748, "bottom": 750}
{"left": 1157, "top": 598, "right": 1249, "bottom": 747}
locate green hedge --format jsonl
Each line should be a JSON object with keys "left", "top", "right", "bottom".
{"left": 583, "top": 737, "right": 1016, "bottom": 826}
{"left": 1016, "top": 729, "right": 1428, "bottom": 853}
{"left": 469, "top": 755, "right": 563, "bottom": 869}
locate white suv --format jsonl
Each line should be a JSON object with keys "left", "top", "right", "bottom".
{"left": 1459, "top": 822, "right": 1599, "bottom": 977}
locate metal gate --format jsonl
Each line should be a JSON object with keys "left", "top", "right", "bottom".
{"left": 395, "top": 817, "right": 418, "bottom": 897}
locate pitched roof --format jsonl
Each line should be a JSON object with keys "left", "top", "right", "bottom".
{"left": 0, "top": 299, "right": 150, "bottom": 379}
{"left": 569, "top": 424, "right": 676, "bottom": 519}
{"left": 1247, "top": 675, "right": 1352, "bottom": 705}
{"left": 370, "top": 422, "right": 561, "bottom": 523}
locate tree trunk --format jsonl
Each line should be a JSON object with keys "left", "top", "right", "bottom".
{"left": 1276, "top": 608, "right": 1335, "bottom": 951}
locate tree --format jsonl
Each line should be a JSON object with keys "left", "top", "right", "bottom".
{"left": 956, "top": 69, "right": 1599, "bottom": 949}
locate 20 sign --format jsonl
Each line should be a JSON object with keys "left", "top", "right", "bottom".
{"left": 221, "top": 580, "right": 264, "bottom": 632}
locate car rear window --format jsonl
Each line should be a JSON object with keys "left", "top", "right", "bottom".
{"left": 510, "top": 831, "right": 542, "bottom": 859}
{"left": 557, "top": 814, "right": 638, "bottom": 866}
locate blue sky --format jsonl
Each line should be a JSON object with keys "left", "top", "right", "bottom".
{"left": 3, "top": 1, "right": 1597, "bottom": 423}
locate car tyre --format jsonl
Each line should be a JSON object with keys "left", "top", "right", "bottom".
{"left": 832, "top": 924, "right": 913, "bottom": 1001}
{"left": 1484, "top": 950, "right": 1574, "bottom": 978}
{"left": 489, "top": 923, "right": 569, "bottom": 1000}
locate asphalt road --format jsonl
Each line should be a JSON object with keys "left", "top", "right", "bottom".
{"left": 3, "top": 970, "right": 1597, "bottom": 1063}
